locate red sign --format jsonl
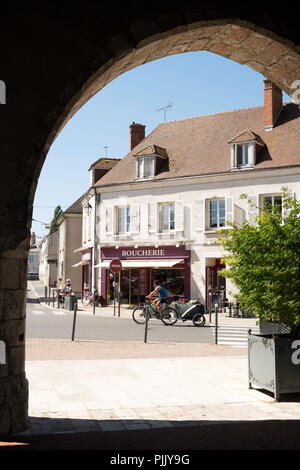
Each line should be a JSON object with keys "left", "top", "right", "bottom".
{"left": 110, "top": 258, "right": 122, "bottom": 273}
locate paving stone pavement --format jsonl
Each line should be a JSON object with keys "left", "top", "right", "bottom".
{"left": 10, "top": 339, "right": 300, "bottom": 439}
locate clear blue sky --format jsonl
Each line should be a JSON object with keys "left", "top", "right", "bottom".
{"left": 32, "top": 50, "right": 290, "bottom": 238}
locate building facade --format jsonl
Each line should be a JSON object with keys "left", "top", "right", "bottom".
{"left": 38, "top": 231, "right": 58, "bottom": 287}
{"left": 82, "top": 80, "right": 300, "bottom": 307}
{"left": 75, "top": 157, "right": 121, "bottom": 298}
{"left": 57, "top": 195, "right": 85, "bottom": 296}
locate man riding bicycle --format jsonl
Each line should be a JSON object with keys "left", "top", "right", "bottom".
{"left": 147, "top": 280, "right": 168, "bottom": 318}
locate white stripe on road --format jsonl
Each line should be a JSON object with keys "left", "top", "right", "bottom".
{"left": 53, "top": 310, "right": 66, "bottom": 315}
{"left": 32, "top": 310, "right": 45, "bottom": 315}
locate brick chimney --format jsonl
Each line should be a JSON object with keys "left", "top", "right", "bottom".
{"left": 264, "top": 79, "right": 282, "bottom": 131}
{"left": 130, "top": 122, "right": 145, "bottom": 150}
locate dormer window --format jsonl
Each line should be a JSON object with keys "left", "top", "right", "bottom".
{"left": 236, "top": 143, "right": 249, "bottom": 167}
{"left": 228, "top": 130, "right": 265, "bottom": 171}
{"left": 134, "top": 145, "right": 168, "bottom": 181}
{"left": 136, "top": 156, "right": 155, "bottom": 179}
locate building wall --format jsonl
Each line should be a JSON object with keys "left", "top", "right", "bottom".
{"left": 97, "top": 168, "right": 300, "bottom": 302}
{"left": 65, "top": 215, "right": 82, "bottom": 296}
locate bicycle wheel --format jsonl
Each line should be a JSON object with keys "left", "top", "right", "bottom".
{"left": 132, "top": 306, "right": 147, "bottom": 324}
{"left": 161, "top": 306, "right": 178, "bottom": 326}
{"left": 193, "top": 314, "right": 206, "bottom": 327}
{"left": 81, "top": 295, "right": 90, "bottom": 306}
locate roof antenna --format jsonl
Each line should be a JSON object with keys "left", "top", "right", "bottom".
{"left": 103, "top": 146, "right": 109, "bottom": 157}
{"left": 156, "top": 102, "right": 173, "bottom": 122}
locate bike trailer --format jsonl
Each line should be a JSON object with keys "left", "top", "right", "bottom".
{"left": 181, "top": 303, "right": 204, "bottom": 320}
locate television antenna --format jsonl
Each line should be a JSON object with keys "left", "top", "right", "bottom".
{"left": 103, "top": 146, "right": 109, "bottom": 157}
{"left": 156, "top": 102, "right": 173, "bottom": 122}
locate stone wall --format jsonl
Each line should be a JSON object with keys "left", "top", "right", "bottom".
{"left": 0, "top": 5, "right": 299, "bottom": 433}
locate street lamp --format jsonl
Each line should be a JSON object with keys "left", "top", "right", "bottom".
{"left": 84, "top": 202, "right": 92, "bottom": 214}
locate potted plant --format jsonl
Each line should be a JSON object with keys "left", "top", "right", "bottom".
{"left": 218, "top": 187, "right": 300, "bottom": 401}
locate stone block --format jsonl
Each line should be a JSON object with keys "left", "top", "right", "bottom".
{"left": 0, "top": 405, "right": 11, "bottom": 433}
{"left": 0, "top": 258, "right": 20, "bottom": 289}
{"left": 9, "top": 346, "right": 25, "bottom": 375}
{"left": 4, "top": 289, "right": 26, "bottom": 321}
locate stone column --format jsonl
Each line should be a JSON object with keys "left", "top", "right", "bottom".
{"left": 0, "top": 241, "right": 29, "bottom": 433}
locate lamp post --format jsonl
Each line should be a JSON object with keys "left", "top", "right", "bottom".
{"left": 84, "top": 201, "right": 94, "bottom": 312}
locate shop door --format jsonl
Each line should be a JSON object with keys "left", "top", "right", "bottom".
{"left": 206, "top": 261, "right": 226, "bottom": 309}
{"left": 120, "top": 269, "right": 130, "bottom": 304}
{"left": 107, "top": 269, "right": 139, "bottom": 305}
{"left": 130, "top": 269, "right": 139, "bottom": 305}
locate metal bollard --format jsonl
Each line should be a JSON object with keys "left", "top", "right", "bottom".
{"left": 144, "top": 307, "right": 150, "bottom": 343}
{"left": 52, "top": 289, "right": 55, "bottom": 307}
{"left": 44, "top": 286, "right": 47, "bottom": 304}
{"left": 214, "top": 303, "right": 218, "bottom": 344}
{"left": 71, "top": 301, "right": 78, "bottom": 341}
{"left": 209, "top": 293, "right": 212, "bottom": 323}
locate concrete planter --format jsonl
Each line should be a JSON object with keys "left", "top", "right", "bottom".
{"left": 248, "top": 331, "right": 300, "bottom": 401}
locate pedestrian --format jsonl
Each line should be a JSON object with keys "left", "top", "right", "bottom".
{"left": 63, "top": 278, "right": 72, "bottom": 296}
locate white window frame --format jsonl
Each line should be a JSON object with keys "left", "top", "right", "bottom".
{"left": 231, "top": 142, "right": 255, "bottom": 170}
{"left": 158, "top": 202, "right": 175, "bottom": 233}
{"left": 207, "top": 198, "right": 226, "bottom": 231}
{"left": 261, "top": 194, "right": 283, "bottom": 216}
{"left": 116, "top": 206, "right": 131, "bottom": 235}
{"left": 135, "top": 156, "right": 155, "bottom": 180}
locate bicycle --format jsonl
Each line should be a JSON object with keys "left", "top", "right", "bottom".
{"left": 132, "top": 297, "right": 177, "bottom": 326}
{"left": 81, "top": 290, "right": 101, "bottom": 307}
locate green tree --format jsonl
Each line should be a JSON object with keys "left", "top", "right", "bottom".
{"left": 49, "top": 205, "right": 63, "bottom": 234}
{"left": 218, "top": 187, "right": 300, "bottom": 338}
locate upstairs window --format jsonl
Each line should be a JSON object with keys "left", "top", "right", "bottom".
{"left": 229, "top": 130, "right": 265, "bottom": 171}
{"left": 262, "top": 195, "right": 282, "bottom": 215}
{"left": 117, "top": 206, "right": 130, "bottom": 234}
{"left": 209, "top": 199, "right": 226, "bottom": 229}
{"left": 236, "top": 144, "right": 249, "bottom": 167}
{"left": 136, "top": 156, "right": 155, "bottom": 179}
{"left": 159, "top": 202, "right": 175, "bottom": 232}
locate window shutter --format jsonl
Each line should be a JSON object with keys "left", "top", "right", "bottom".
{"left": 195, "top": 200, "right": 205, "bottom": 231}
{"left": 106, "top": 206, "right": 114, "bottom": 236}
{"left": 225, "top": 196, "right": 234, "bottom": 226}
{"left": 148, "top": 202, "right": 157, "bottom": 234}
{"left": 175, "top": 200, "right": 184, "bottom": 232}
{"left": 247, "top": 196, "right": 258, "bottom": 225}
{"left": 130, "top": 205, "right": 140, "bottom": 234}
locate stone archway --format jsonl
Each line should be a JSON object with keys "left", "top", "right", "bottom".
{"left": 1, "top": 5, "right": 300, "bottom": 432}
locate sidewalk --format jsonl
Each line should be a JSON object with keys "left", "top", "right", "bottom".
{"left": 3, "top": 282, "right": 298, "bottom": 450}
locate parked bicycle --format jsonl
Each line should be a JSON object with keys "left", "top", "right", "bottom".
{"left": 81, "top": 289, "right": 104, "bottom": 307}
{"left": 132, "top": 297, "right": 178, "bottom": 325}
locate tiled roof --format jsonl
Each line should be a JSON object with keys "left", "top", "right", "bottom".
{"left": 93, "top": 102, "right": 300, "bottom": 188}
{"left": 88, "top": 157, "right": 121, "bottom": 171}
{"left": 64, "top": 192, "right": 88, "bottom": 215}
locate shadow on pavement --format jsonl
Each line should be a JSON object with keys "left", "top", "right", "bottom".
{"left": 2, "top": 418, "right": 300, "bottom": 450}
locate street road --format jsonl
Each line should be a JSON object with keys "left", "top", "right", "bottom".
{"left": 26, "top": 287, "right": 214, "bottom": 344}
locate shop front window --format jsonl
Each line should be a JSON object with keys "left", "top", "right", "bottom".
{"left": 151, "top": 268, "right": 184, "bottom": 297}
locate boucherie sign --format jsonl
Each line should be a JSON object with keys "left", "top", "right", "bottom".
{"left": 122, "top": 248, "right": 165, "bottom": 257}
{"left": 101, "top": 245, "right": 189, "bottom": 259}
